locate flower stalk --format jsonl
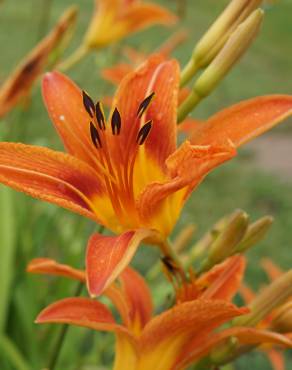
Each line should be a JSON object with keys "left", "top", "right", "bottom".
{"left": 58, "top": 45, "right": 89, "bottom": 71}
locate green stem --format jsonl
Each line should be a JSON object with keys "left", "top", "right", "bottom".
{"left": 48, "top": 281, "right": 83, "bottom": 370}
{"left": 48, "top": 224, "right": 104, "bottom": 369}
{"left": 36, "top": 0, "right": 54, "bottom": 41}
{"left": 0, "top": 335, "right": 30, "bottom": 370}
{"left": 180, "top": 59, "right": 199, "bottom": 87}
{"left": 58, "top": 45, "right": 89, "bottom": 71}
{"left": 177, "top": 90, "right": 202, "bottom": 123}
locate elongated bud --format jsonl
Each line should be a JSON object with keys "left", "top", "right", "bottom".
{"left": 188, "top": 212, "right": 232, "bottom": 264}
{"left": 194, "top": 9, "right": 263, "bottom": 98}
{"left": 271, "top": 301, "right": 292, "bottom": 333}
{"left": 201, "top": 210, "right": 249, "bottom": 271}
{"left": 178, "top": 9, "right": 264, "bottom": 123}
{"left": 173, "top": 224, "right": 196, "bottom": 253}
{"left": 234, "top": 270, "right": 292, "bottom": 327}
{"left": 180, "top": 0, "right": 262, "bottom": 87}
{"left": 194, "top": 0, "right": 262, "bottom": 68}
{"left": 235, "top": 216, "right": 273, "bottom": 253}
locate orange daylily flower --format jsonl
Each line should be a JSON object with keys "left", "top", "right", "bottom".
{"left": 28, "top": 257, "right": 292, "bottom": 370}
{"left": 59, "top": 0, "right": 177, "bottom": 70}
{"left": 0, "top": 55, "right": 292, "bottom": 295}
{"left": 0, "top": 6, "right": 77, "bottom": 118}
{"left": 84, "top": 0, "right": 177, "bottom": 49}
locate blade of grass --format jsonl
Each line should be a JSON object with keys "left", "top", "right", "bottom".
{"left": 0, "top": 187, "right": 16, "bottom": 333}
{"left": 0, "top": 335, "right": 30, "bottom": 370}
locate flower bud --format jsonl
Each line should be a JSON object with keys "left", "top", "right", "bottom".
{"left": 193, "top": 0, "right": 263, "bottom": 68}
{"left": 194, "top": 9, "right": 264, "bottom": 98}
{"left": 271, "top": 301, "right": 292, "bottom": 333}
{"left": 187, "top": 212, "right": 232, "bottom": 264}
{"left": 235, "top": 215, "right": 274, "bottom": 253}
{"left": 202, "top": 210, "right": 249, "bottom": 271}
{"left": 234, "top": 270, "right": 292, "bottom": 327}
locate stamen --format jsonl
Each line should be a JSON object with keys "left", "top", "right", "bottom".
{"left": 95, "top": 101, "right": 106, "bottom": 130}
{"left": 137, "top": 92, "right": 155, "bottom": 118}
{"left": 111, "top": 108, "right": 121, "bottom": 135}
{"left": 82, "top": 91, "right": 95, "bottom": 118}
{"left": 90, "top": 122, "right": 102, "bottom": 148}
{"left": 136, "top": 120, "right": 152, "bottom": 145}
{"left": 162, "top": 256, "right": 181, "bottom": 274}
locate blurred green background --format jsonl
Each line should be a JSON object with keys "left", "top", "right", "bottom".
{"left": 0, "top": 0, "right": 292, "bottom": 369}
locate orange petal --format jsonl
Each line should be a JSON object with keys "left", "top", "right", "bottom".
{"left": 0, "top": 7, "right": 77, "bottom": 118}
{"left": 265, "top": 349, "right": 285, "bottom": 370}
{"left": 199, "top": 255, "right": 246, "bottom": 301}
{"left": 178, "top": 118, "right": 203, "bottom": 135}
{"left": 113, "top": 332, "right": 139, "bottom": 370}
{"left": 36, "top": 297, "right": 130, "bottom": 336}
{"left": 27, "top": 258, "right": 85, "bottom": 282}
{"left": 138, "top": 141, "right": 236, "bottom": 229}
{"left": 176, "top": 256, "right": 245, "bottom": 304}
{"left": 119, "top": 267, "right": 153, "bottom": 332}
{"left": 122, "top": 3, "right": 177, "bottom": 35}
{"left": 0, "top": 142, "right": 101, "bottom": 222}
{"left": 111, "top": 54, "right": 180, "bottom": 170}
{"left": 141, "top": 299, "right": 247, "bottom": 350}
{"left": 101, "top": 63, "right": 134, "bottom": 85}
{"left": 190, "top": 95, "right": 292, "bottom": 147}
{"left": 86, "top": 229, "right": 155, "bottom": 297}
{"left": 42, "top": 71, "right": 99, "bottom": 168}
{"left": 104, "top": 267, "right": 153, "bottom": 332}
{"left": 139, "top": 300, "right": 247, "bottom": 369}
{"left": 177, "top": 327, "right": 292, "bottom": 369}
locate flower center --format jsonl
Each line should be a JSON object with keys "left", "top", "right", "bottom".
{"left": 82, "top": 90, "right": 154, "bottom": 225}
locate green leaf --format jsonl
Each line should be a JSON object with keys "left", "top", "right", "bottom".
{"left": 0, "top": 187, "right": 16, "bottom": 333}
{"left": 0, "top": 335, "right": 30, "bottom": 370}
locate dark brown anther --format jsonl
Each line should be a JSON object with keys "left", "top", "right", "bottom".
{"left": 82, "top": 91, "right": 95, "bottom": 118}
{"left": 90, "top": 122, "right": 102, "bottom": 148}
{"left": 137, "top": 92, "right": 155, "bottom": 118}
{"left": 136, "top": 120, "right": 152, "bottom": 145}
{"left": 161, "top": 256, "right": 178, "bottom": 275}
{"left": 95, "top": 101, "right": 106, "bottom": 130}
{"left": 111, "top": 108, "right": 121, "bottom": 135}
